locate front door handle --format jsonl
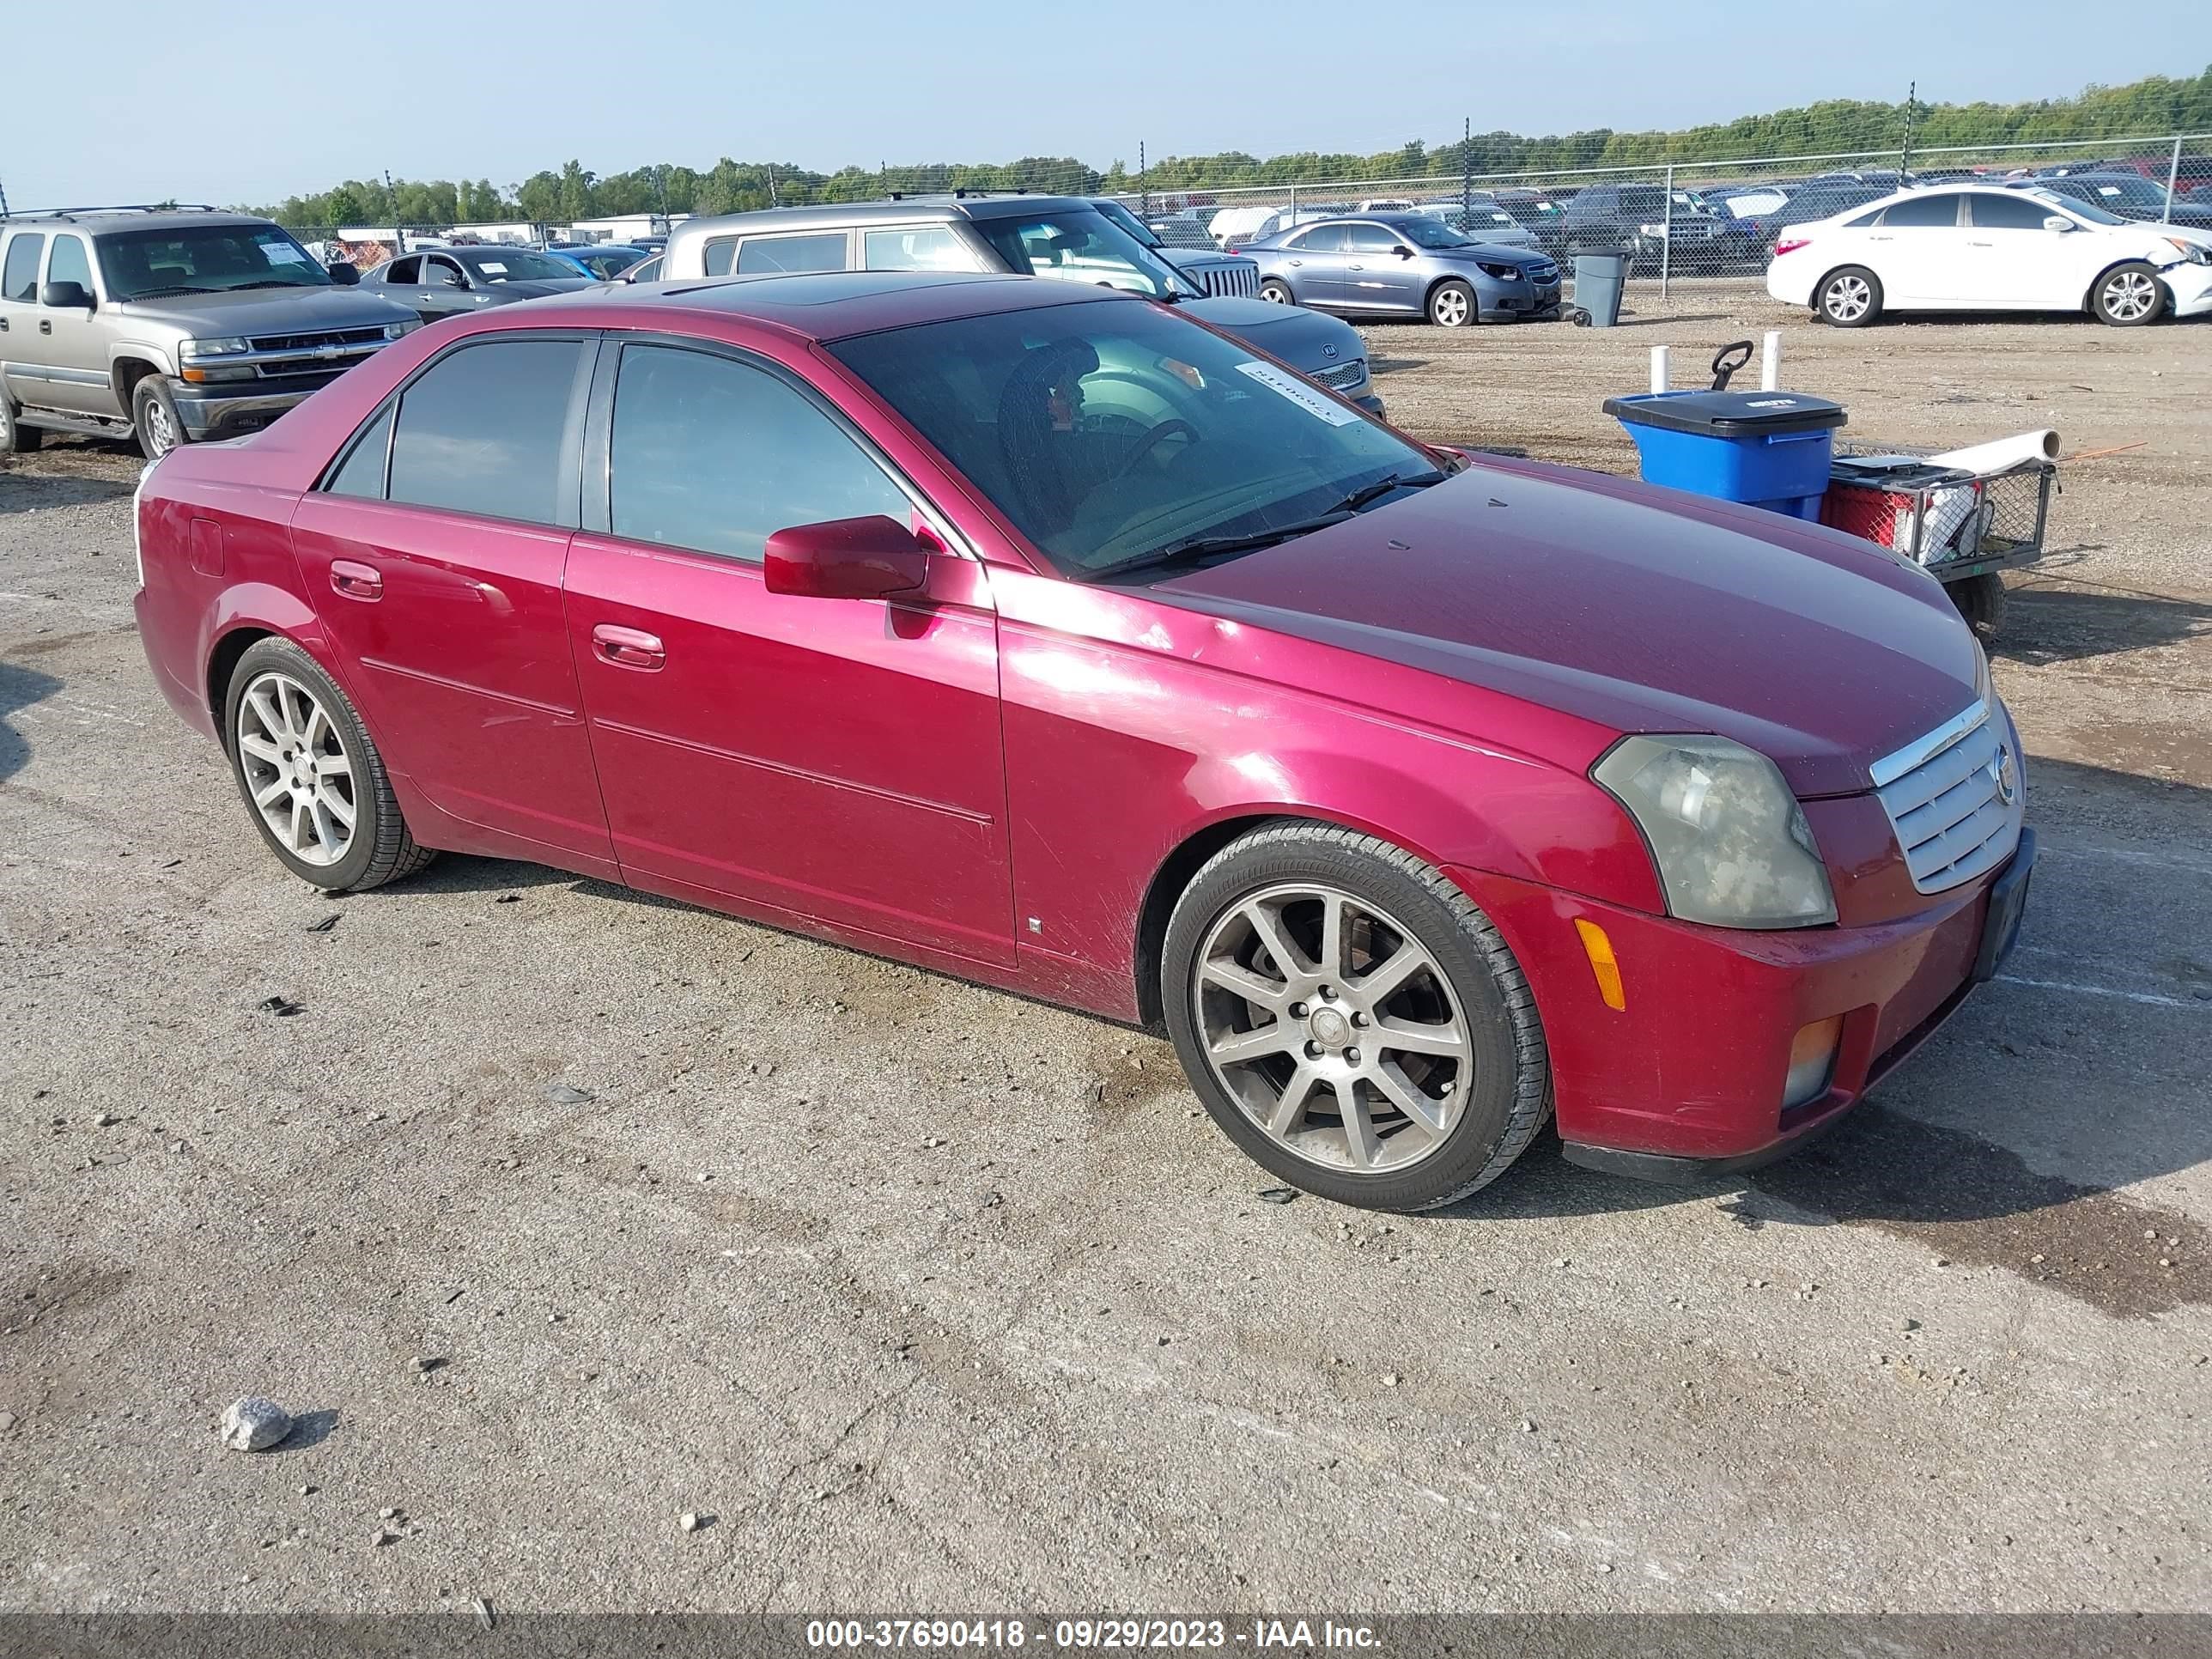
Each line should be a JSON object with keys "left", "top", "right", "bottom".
{"left": 330, "top": 559, "right": 383, "bottom": 601}
{"left": 38, "top": 319, "right": 52, "bottom": 335}
{"left": 592, "top": 623, "right": 665, "bottom": 671}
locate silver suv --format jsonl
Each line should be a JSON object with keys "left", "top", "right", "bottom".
{"left": 659, "top": 194, "right": 1382, "bottom": 415}
{"left": 0, "top": 206, "right": 419, "bottom": 459}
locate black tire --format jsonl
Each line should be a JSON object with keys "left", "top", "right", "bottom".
{"left": 222, "top": 636, "right": 437, "bottom": 892}
{"left": 132, "top": 375, "right": 186, "bottom": 460}
{"left": 1816, "top": 265, "right": 1883, "bottom": 328}
{"left": 1426, "top": 278, "right": 1478, "bottom": 328}
{"left": 1948, "top": 572, "right": 2006, "bottom": 640}
{"left": 1161, "top": 822, "right": 1552, "bottom": 1212}
{"left": 1258, "top": 278, "right": 1295, "bottom": 305}
{"left": 2089, "top": 261, "right": 2166, "bottom": 326}
{"left": 0, "top": 394, "right": 41, "bottom": 455}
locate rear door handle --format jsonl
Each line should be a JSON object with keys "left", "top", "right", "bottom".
{"left": 330, "top": 559, "right": 383, "bottom": 601}
{"left": 592, "top": 623, "right": 665, "bottom": 671}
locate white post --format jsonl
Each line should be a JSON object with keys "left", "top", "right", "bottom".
{"left": 1760, "top": 330, "right": 1783, "bottom": 392}
{"left": 1650, "top": 345, "right": 1670, "bottom": 394}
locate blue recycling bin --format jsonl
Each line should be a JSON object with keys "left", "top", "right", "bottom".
{"left": 1601, "top": 390, "right": 1848, "bottom": 520}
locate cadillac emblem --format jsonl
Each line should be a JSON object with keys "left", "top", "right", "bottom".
{"left": 1993, "top": 742, "right": 2018, "bottom": 805}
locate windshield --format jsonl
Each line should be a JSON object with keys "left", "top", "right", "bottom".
{"left": 2029, "top": 189, "right": 2124, "bottom": 227}
{"left": 454, "top": 247, "right": 584, "bottom": 283}
{"left": 830, "top": 298, "right": 1432, "bottom": 579}
{"left": 1398, "top": 218, "right": 1479, "bottom": 249}
{"left": 2071, "top": 175, "right": 2166, "bottom": 209}
{"left": 971, "top": 208, "right": 1194, "bottom": 301}
{"left": 562, "top": 246, "right": 644, "bottom": 277}
{"left": 98, "top": 224, "right": 330, "bottom": 300}
{"left": 1089, "top": 199, "right": 1164, "bottom": 249}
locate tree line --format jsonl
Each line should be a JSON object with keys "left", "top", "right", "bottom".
{"left": 255, "top": 66, "right": 2211, "bottom": 226}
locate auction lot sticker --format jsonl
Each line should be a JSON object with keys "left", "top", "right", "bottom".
{"left": 1237, "top": 362, "right": 1360, "bottom": 424}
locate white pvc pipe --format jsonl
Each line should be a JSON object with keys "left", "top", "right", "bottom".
{"left": 1760, "top": 330, "right": 1782, "bottom": 392}
{"left": 1925, "top": 429, "right": 2061, "bottom": 471}
{"left": 1649, "top": 346, "right": 1669, "bottom": 395}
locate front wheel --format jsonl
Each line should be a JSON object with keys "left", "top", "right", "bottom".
{"left": 132, "top": 376, "right": 186, "bottom": 460}
{"left": 2091, "top": 262, "right": 2166, "bottom": 326}
{"left": 1817, "top": 266, "right": 1883, "bottom": 327}
{"left": 1258, "top": 278, "right": 1295, "bottom": 305}
{"left": 1162, "top": 823, "right": 1552, "bottom": 1212}
{"left": 1427, "top": 279, "right": 1476, "bottom": 328}
{"left": 223, "top": 636, "right": 437, "bottom": 892}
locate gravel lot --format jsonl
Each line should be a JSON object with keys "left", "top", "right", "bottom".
{"left": 3, "top": 284, "right": 2209, "bottom": 1618}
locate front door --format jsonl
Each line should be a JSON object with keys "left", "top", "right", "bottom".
{"left": 563, "top": 338, "right": 1014, "bottom": 966}
{"left": 1963, "top": 191, "right": 2096, "bottom": 307}
{"left": 289, "top": 332, "right": 613, "bottom": 865}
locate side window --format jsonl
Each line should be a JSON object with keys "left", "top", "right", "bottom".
{"left": 1879, "top": 194, "right": 1963, "bottom": 228}
{"left": 325, "top": 404, "right": 395, "bottom": 499}
{"left": 862, "top": 226, "right": 980, "bottom": 271}
{"left": 608, "top": 344, "right": 909, "bottom": 564}
{"left": 427, "top": 255, "right": 465, "bottom": 289}
{"left": 46, "top": 235, "right": 94, "bottom": 297}
{"left": 702, "top": 239, "right": 737, "bottom": 276}
{"left": 1841, "top": 209, "right": 1884, "bottom": 228}
{"left": 1970, "top": 193, "right": 2063, "bottom": 230}
{"left": 386, "top": 255, "right": 422, "bottom": 283}
{"left": 1291, "top": 224, "right": 1349, "bottom": 252}
{"left": 3, "top": 234, "right": 46, "bottom": 301}
{"left": 1345, "top": 223, "right": 1400, "bottom": 254}
{"left": 735, "top": 233, "right": 849, "bottom": 275}
{"left": 386, "top": 339, "right": 586, "bottom": 526}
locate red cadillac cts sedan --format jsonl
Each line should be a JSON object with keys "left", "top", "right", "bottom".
{"left": 132, "top": 270, "right": 2032, "bottom": 1212}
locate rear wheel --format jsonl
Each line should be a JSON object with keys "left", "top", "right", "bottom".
{"left": 223, "top": 637, "right": 437, "bottom": 892}
{"left": 132, "top": 376, "right": 185, "bottom": 460}
{"left": 1162, "top": 823, "right": 1552, "bottom": 1212}
{"left": 1259, "top": 278, "right": 1294, "bottom": 305}
{"left": 2090, "top": 262, "right": 2165, "bottom": 326}
{"left": 0, "top": 395, "right": 40, "bottom": 455}
{"left": 1948, "top": 572, "right": 2006, "bottom": 640}
{"left": 1816, "top": 266, "right": 1882, "bottom": 327}
{"left": 1427, "top": 279, "right": 1476, "bottom": 328}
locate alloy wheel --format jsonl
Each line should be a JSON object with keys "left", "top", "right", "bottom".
{"left": 1192, "top": 882, "right": 1473, "bottom": 1174}
{"left": 1432, "top": 288, "right": 1472, "bottom": 326}
{"left": 142, "top": 397, "right": 178, "bottom": 457}
{"left": 1824, "top": 275, "right": 1871, "bottom": 322}
{"left": 235, "top": 671, "right": 357, "bottom": 867}
{"left": 2102, "top": 270, "right": 2158, "bottom": 322}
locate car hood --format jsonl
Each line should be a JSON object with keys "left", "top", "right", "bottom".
{"left": 1185, "top": 295, "right": 1366, "bottom": 371}
{"left": 115, "top": 286, "right": 419, "bottom": 334}
{"left": 1146, "top": 460, "right": 1982, "bottom": 798}
{"left": 1158, "top": 248, "right": 1251, "bottom": 271}
{"left": 477, "top": 278, "right": 599, "bottom": 300}
{"left": 1431, "top": 240, "right": 1555, "bottom": 266}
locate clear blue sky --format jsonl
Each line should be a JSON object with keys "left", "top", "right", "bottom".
{"left": 5, "top": 0, "right": 2206, "bottom": 208}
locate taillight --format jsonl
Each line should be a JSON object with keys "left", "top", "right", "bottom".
{"left": 1773, "top": 237, "right": 1811, "bottom": 258}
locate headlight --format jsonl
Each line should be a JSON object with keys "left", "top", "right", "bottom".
{"left": 179, "top": 336, "right": 249, "bottom": 358}
{"left": 1594, "top": 735, "right": 1838, "bottom": 929}
{"left": 2160, "top": 236, "right": 2211, "bottom": 265}
{"left": 1476, "top": 261, "right": 1521, "bottom": 279}
{"left": 381, "top": 320, "right": 418, "bottom": 340}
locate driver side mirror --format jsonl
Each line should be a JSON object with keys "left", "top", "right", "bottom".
{"left": 325, "top": 260, "right": 361, "bottom": 285}
{"left": 763, "top": 515, "right": 930, "bottom": 601}
{"left": 1392, "top": 244, "right": 1416, "bottom": 258}
{"left": 40, "top": 280, "right": 94, "bottom": 310}
{"left": 2042, "top": 216, "right": 2076, "bottom": 233}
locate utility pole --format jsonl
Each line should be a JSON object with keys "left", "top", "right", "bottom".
{"left": 1899, "top": 82, "right": 1918, "bottom": 179}
{"left": 768, "top": 163, "right": 780, "bottom": 208}
{"left": 0, "top": 178, "right": 10, "bottom": 216}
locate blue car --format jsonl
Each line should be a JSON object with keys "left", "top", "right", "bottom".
{"left": 543, "top": 243, "right": 650, "bottom": 281}
{"left": 1243, "top": 212, "right": 1561, "bottom": 326}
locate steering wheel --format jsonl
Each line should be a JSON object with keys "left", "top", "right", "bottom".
{"left": 1110, "top": 418, "right": 1200, "bottom": 481}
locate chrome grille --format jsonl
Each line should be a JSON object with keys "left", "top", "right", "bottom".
{"left": 246, "top": 325, "right": 387, "bottom": 353}
{"left": 1312, "top": 359, "right": 1367, "bottom": 393}
{"left": 1871, "top": 702, "right": 2022, "bottom": 893}
{"left": 1193, "top": 262, "right": 1258, "bottom": 299}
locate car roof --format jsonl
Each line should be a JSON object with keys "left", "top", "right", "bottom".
{"left": 669, "top": 195, "right": 1097, "bottom": 242}
{"left": 526, "top": 267, "right": 1138, "bottom": 341}
{"left": 1, "top": 208, "right": 273, "bottom": 236}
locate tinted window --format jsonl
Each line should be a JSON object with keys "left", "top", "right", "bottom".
{"left": 1620, "top": 189, "right": 1665, "bottom": 215}
{"left": 1880, "top": 194, "right": 1962, "bottom": 228}
{"left": 3, "top": 234, "right": 45, "bottom": 301}
{"left": 46, "top": 235, "right": 94, "bottom": 296}
{"left": 94, "top": 224, "right": 329, "bottom": 299}
{"left": 863, "top": 225, "right": 978, "bottom": 271}
{"left": 427, "top": 255, "right": 466, "bottom": 288}
{"left": 736, "top": 233, "right": 848, "bottom": 275}
{"left": 608, "top": 345, "right": 909, "bottom": 563}
{"left": 387, "top": 339, "right": 586, "bottom": 525}
{"left": 326, "top": 404, "right": 394, "bottom": 499}
{"left": 702, "top": 240, "right": 736, "bottom": 276}
{"left": 1287, "top": 224, "right": 1348, "bottom": 252}
{"left": 1971, "top": 193, "right": 2063, "bottom": 229}
{"left": 386, "top": 255, "right": 422, "bottom": 283}
{"left": 1345, "top": 223, "right": 1400, "bottom": 253}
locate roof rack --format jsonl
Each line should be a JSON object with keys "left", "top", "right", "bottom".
{"left": 884, "top": 188, "right": 1032, "bottom": 202}
{"left": 0, "top": 203, "right": 224, "bottom": 222}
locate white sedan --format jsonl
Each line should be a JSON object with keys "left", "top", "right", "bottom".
{"left": 1767, "top": 183, "right": 2212, "bottom": 327}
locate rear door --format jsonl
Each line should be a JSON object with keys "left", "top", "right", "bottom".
{"left": 1864, "top": 191, "right": 1969, "bottom": 305}
{"left": 289, "top": 332, "right": 615, "bottom": 866}
{"left": 0, "top": 231, "right": 47, "bottom": 411}
{"left": 562, "top": 337, "right": 1014, "bottom": 965}
{"left": 1341, "top": 222, "right": 1419, "bottom": 312}
{"left": 1277, "top": 223, "right": 1350, "bottom": 304}
{"left": 35, "top": 234, "right": 112, "bottom": 416}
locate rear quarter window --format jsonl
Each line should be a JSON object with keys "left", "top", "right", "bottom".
{"left": 3, "top": 233, "right": 46, "bottom": 301}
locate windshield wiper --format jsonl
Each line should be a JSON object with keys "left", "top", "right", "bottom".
{"left": 222, "top": 278, "right": 317, "bottom": 292}
{"left": 1326, "top": 469, "right": 1447, "bottom": 515}
{"left": 1091, "top": 512, "right": 1358, "bottom": 581}
{"left": 123, "top": 285, "right": 220, "bottom": 299}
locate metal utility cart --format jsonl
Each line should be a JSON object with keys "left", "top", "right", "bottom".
{"left": 1820, "top": 445, "right": 2057, "bottom": 637}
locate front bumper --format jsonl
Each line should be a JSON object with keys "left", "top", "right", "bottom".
{"left": 1479, "top": 276, "right": 1563, "bottom": 321}
{"left": 2161, "top": 260, "right": 2212, "bottom": 318}
{"left": 171, "top": 376, "right": 347, "bottom": 441}
{"left": 1450, "top": 828, "right": 2034, "bottom": 1176}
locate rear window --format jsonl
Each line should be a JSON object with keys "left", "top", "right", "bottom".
{"left": 386, "top": 339, "right": 586, "bottom": 526}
